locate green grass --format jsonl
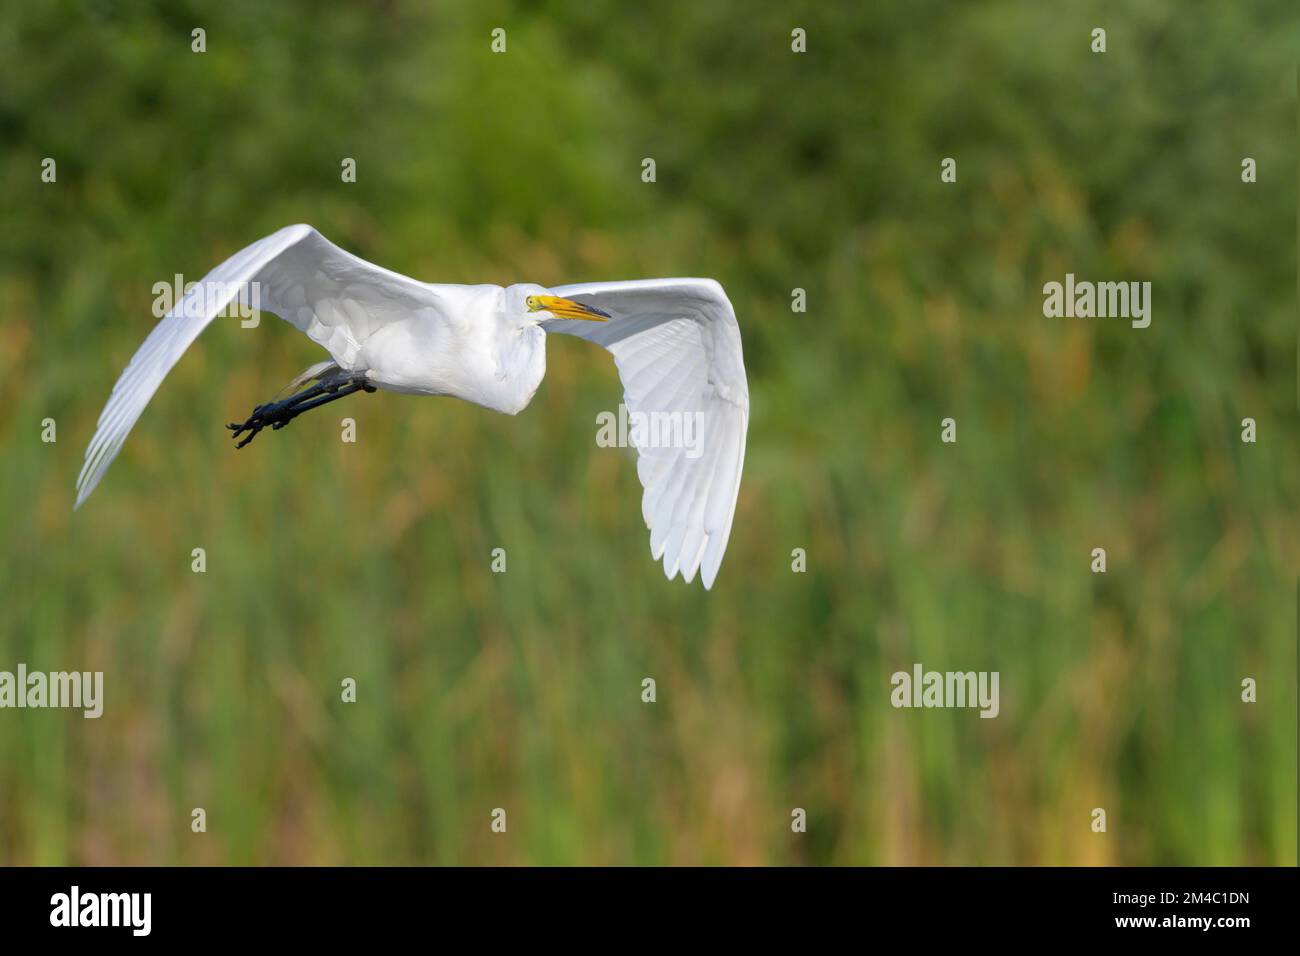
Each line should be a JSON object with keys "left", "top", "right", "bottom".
{"left": 0, "top": 0, "right": 1295, "bottom": 864}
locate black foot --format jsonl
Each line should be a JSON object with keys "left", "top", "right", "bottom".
{"left": 226, "top": 378, "right": 375, "bottom": 448}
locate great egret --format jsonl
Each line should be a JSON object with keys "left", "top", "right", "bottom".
{"left": 77, "top": 225, "right": 749, "bottom": 588}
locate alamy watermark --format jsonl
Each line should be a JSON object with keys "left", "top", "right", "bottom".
{"left": 890, "top": 663, "right": 999, "bottom": 718}
{"left": 50, "top": 886, "right": 150, "bottom": 936}
{"left": 596, "top": 403, "right": 704, "bottom": 460}
{"left": 152, "top": 274, "right": 262, "bottom": 327}
{"left": 1042, "top": 273, "right": 1151, "bottom": 329}
{"left": 0, "top": 664, "right": 103, "bottom": 718}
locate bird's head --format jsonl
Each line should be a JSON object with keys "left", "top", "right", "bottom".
{"left": 522, "top": 291, "right": 611, "bottom": 324}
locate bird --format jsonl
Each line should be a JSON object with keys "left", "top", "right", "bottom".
{"left": 76, "top": 224, "right": 749, "bottom": 588}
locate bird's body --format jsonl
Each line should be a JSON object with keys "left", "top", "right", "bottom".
{"left": 78, "top": 224, "right": 750, "bottom": 588}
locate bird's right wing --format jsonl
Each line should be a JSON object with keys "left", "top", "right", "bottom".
{"left": 76, "top": 224, "right": 436, "bottom": 508}
{"left": 542, "top": 278, "right": 749, "bottom": 589}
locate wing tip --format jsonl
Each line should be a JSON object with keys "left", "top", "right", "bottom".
{"left": 73, "top": 470, "right": 98, "bottom": 511}
{"left": 700, "top": 560, "right": 718, "bottom": 590}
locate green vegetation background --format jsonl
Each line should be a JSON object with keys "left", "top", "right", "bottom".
{"left": 0, "top": 1, "right": 1295, "bottom": 865}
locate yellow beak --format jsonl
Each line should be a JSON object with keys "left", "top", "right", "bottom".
{"left": 527, "top": 294, "right": 611, "bottom": 321}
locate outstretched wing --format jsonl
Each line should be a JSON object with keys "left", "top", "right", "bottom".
{"left": 542, "top": 278, "right": 749, "bottom": 589}
{"left": 75, "top": 224, "right": 436, "bottom": 508}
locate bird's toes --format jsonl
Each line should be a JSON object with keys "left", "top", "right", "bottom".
{"left": 227, "top": 413, "right": 264, "bottom": 441}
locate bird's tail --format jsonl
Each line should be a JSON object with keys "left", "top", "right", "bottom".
{"left": 275, "top": 359, "right": 340, "bottom": 399}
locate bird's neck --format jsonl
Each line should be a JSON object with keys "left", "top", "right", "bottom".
{"left": 439, "top": 311, "right": 544, "bottom": 415}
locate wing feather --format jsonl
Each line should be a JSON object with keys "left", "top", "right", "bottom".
{"left": 543, "top": 278, "right": 749, "bottom": 589}
{"left": 75, "top": 224, "right": 436, "bottom": 507}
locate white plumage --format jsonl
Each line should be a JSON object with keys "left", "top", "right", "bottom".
{"left": 77, "top": 225, "right": 749, "bottom": 588}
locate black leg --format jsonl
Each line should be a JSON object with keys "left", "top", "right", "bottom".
{"left": 227, "top": 376, "right": 376, "bottom": 448}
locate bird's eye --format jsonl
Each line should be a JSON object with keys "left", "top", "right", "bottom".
{"left": 526, "top": 296, "right": 538, "bottom": 310}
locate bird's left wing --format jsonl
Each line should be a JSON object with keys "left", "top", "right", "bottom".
{"left": 542, "top": 278, "right": 749, "bottom": 589}
{"left": 76, "top": 224, "right": 436, "bottom": 508}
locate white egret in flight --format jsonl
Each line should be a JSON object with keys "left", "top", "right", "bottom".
{"left": 76, "top": 225, "right": 749, "bottom": 588}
